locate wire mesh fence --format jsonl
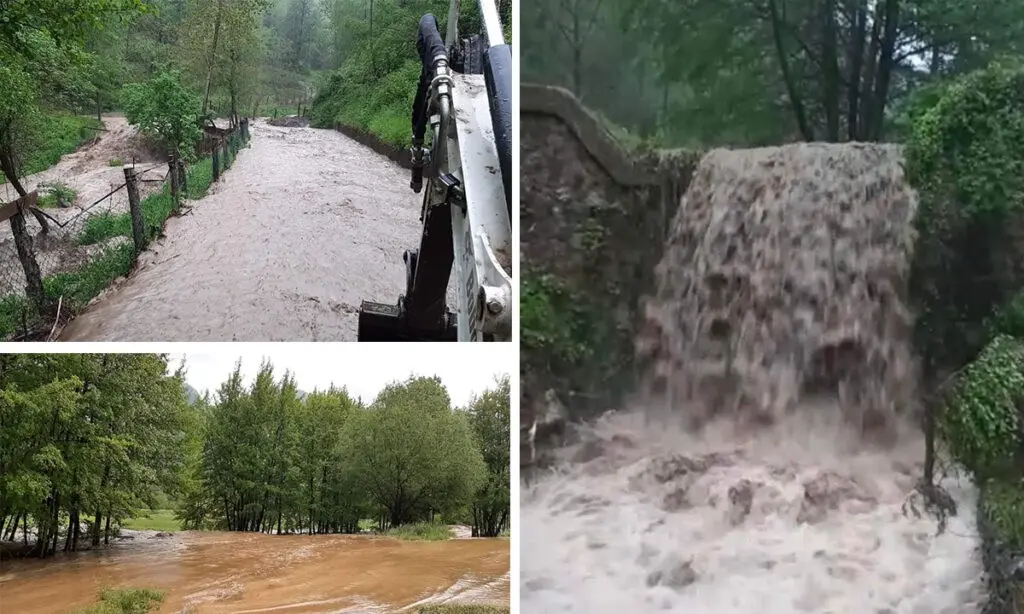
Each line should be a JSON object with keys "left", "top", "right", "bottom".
{"left": 0, "top": 119, "right": 251, "bottom": 340}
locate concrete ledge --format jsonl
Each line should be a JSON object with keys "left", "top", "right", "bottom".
{"left": 521, "top": 83, "right": 658, "bottom": 186}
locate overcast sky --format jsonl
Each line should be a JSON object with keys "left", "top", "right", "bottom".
{"left": 166, "top": 345, "right": 510, "bottom": 406}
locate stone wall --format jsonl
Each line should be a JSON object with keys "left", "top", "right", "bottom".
{"left": 520, "top": 83, "right": 699, "bottom": 432}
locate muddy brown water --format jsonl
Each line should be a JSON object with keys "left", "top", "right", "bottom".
{"left": 522, "top": 145, "right": 985, "bottom": 613}
{"left": 0, "top": 530, "right": 508, "bottom": 613}
{"left": 60, "top": 119, "right": 454, "bottom": 341}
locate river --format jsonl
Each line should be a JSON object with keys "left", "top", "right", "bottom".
{"left": 0, "top": 530, "right": 509, "bottom": 613}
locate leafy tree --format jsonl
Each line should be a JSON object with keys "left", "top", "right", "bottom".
{"left": 467, "top": 375, "right": 510, "bottom": 537}
{"left": 121, "top": 68, "right": 203, "bottom": 166}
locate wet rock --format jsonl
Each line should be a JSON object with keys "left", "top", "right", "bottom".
{"left": 645, "top": 455, "right": 707, "bottom": 484}
{"left": 797, "top": 471, "right": 877, "bottom": 524}
{"left": 727, "top": 479, "right": 758, "bottom": 525}
{"left": 521, "top": 389, "right": 569, "bottom": 470}
{"left": 646, "top": 558, "right": 697, "bottom": 590}
{"left": 153, "top": 532, "right": 175, "bottom": 538}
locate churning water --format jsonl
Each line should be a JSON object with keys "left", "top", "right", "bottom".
{"left": 520, "top": 144, "right": 987, "bottom": 613}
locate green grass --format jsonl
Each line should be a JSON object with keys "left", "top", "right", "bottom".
{"left": 108, "top": 158, "right": 125, "bottom": 167}
{"left": 121, "top": 509, "right": 181, "bottom": 532}
{"left": 416, "top": 605, "right": 509, "bottom": 614}
{"left": 73, "top": 588, "right": 164, "bottom": 614}
{"left": 13, "top": 113, "right": 103, "bottom": 180}
{"left": 983, "top": 479, "right": 1024, "bottom": 550}
{"left": 0, "top": 131, "right": 248, "bottom": 340}
{"left": 386, "top": 522, "right": 451, "bottom": 541}
{"left": 79, "top": 150, "right": 220, "bottom": 247}
{"left": 358, "top": 518, "right": 377, "bottom": 531}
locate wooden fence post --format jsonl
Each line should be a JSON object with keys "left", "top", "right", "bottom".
{"left": 212, "top": 144, "right": 220, "bottom": 182}
{"left": 124, "top": 166, "right": 146, "bottom": 253}
{"left": 178, "top": 159, "right": 188, "bottom": 198}
{"left": 169, "top": 156, "right": 180, "bottom": 209}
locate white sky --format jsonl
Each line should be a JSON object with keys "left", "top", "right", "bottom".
{"left": 165, "top": 344, "right": 511, "bottom": 407}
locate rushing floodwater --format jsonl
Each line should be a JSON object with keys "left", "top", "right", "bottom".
{"left": 0, "top": 530, "right": 509, "bottom": 613}
{"left": 522, "top": 144, "right": 987, "bottom": 613}
{"left": 61, "top": 119, "right": 453, "bottom": 341}
{"left": 521, "top": 411, "right": 985, "bottom": 614}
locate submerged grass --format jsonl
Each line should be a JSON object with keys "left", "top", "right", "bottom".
{"left": 74, "top": 588, "right": 164, "bottom": 614}
{"left": 416, "top": 605, "right": 510, "bottom": 614}
{"left": 387, "top": 522, "right": 451, "bottom": 541}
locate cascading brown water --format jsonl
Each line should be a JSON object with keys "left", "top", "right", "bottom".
{"left": 521, "top": 144, "right": 986, "bottom": 613}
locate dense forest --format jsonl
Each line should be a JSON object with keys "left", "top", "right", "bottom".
{"left": 0, "top": 354, "right": 510, "bottom": 559}
{"left": 1, "top": 0, "right": 491, "bottom": 187}
{"left": 522, "top": 0, "right": 1024, "bottom": 148}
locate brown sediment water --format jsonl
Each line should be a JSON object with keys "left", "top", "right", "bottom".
{"left": 0, "top": 530, "right": 508, "bottom": 613}
{"left": 521, "top": 144, "right": 986, "bottom": 613}
{"left": 60, "top": 119, "right": 454, "bottom": 341}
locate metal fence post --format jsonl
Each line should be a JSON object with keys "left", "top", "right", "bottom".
{"left": 124, "top": 166, "right": 146, "bottom": 253}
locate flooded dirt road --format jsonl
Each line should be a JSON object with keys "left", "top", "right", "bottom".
{"left": 61, "top": 120, "right": 449, "bottom": 341}
{"left": 0, "top": 530, "right": 509, "bottom": 613}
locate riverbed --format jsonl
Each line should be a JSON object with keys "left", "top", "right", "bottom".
{"left": 0, "top": 530, "right": 509, "bottom": 613}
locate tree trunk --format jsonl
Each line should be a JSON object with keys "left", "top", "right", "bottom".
{"left": 104, "top": 514, "right": 110, "bottom": 545}
{"left": 202, "top": 0, "right": 226, "bottom": 116}
{"left": 92, "top": 509, "right": 103, "bottom": 546}
{"left": 846, "top": 0, "right": 867, "bottom": 140}
{"left": 768, "top": 0, "right": 813, "bottom": 141}
{"left": 868, "top": 0, "right": 901, "bottom": 141}
{"left": 821, "top": 0, "right": 841, "bottom": 141}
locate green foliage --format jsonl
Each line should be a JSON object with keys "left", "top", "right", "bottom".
{"left": 178, "top": 367, "right": 501, "bottom": 535}
{"left": 43, "top": 242, "right": 137, "bottom": 308}
{"left": 37, "top": 181, "right": 78, "bottom": 208}
{"left": 312, "top": 0, "right": 511, "bottom": 148}
{"left": 342, "top": 376, "right": 489, "bottom": 527}
{"left": 417, "top": 605, "right": 509, "bottom": 614}
{"left": 467, "top": 376, "right": 510, "bottom": 537}
{"left": 0, "top": 355, "right": 192, "bottom": 557}
{"left": 74, "top": 588, "right": 165, "bottom": 614}
{"left": 982, "top": 479, "right": 1024, "bottom": 551}
{"left": 122, "top": 70, "right": 203, "bottom": 159}
{"left": 941, "top": 335, "right": 1024, "bottom": 481}
{"left": 521, "top": 271, "right": 599, "bottom": 366}
{"left": 905, "top": 62, "right": 1024, "bottom": 371}
{"left": 386, "top": 522, "right": 451, "bottom": 541}
{"left": 109, "top": 158, "right": 125, "bottom": 167}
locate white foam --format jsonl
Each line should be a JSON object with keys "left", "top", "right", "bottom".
{"left": 521, "top": 411, "right": 986, "bottom": 614}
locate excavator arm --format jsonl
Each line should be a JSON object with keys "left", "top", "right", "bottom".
{"left": 357, "top": 0, "right": 513, "bottom": 342}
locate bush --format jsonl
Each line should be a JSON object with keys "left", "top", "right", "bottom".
{"left": 941, "top": 334, "right": 1024, "bottom": 480}
{"left": 122, "top": 69, "right": 203, "bottom": 161}
{"left": 905, "top": 62, "right": 1024, "bottom": 374}
{"left": 74, "top": 588, "right": 164, "bottom": 614}
{"left": 386, "top": 522, "right": 451, "bottom": 541}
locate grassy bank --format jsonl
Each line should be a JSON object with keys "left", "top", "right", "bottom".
{"left": 387, "top": 522, "right": 451, "bottom": 541}
{"left": 121, "top": 509, "right": 181, "bottom": 532}
{"left": 0, "top": 133, "right": 244, "bottom": 340}
{"left": 74, "top": 588, "right": 164, "bottom": 614}
{"left": 15, "top": 113, "right": 103, "bottom": 180}
{"left": 310, "top": 0, "right": 511, "bottom": 150}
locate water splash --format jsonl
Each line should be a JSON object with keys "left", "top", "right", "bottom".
{"left": 522, "top": 144, "right": 986, "bottom": 613}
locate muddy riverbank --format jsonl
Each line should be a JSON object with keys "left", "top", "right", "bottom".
{"left": 0, "top": 530, "right": 509, "bottom": 613}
